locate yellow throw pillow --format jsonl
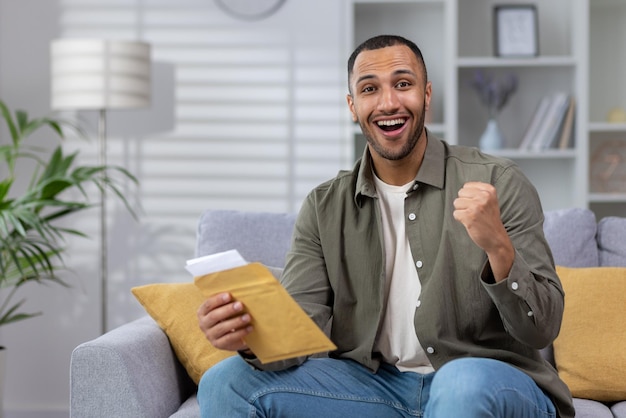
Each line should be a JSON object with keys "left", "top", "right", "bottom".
{"left": 553, "top": 265, "right": 626, "bottom": 402}
{"left": 131, "top": 283, "right": 234, "bottom": 385}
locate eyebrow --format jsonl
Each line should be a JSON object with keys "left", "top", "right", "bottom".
{"left": 355, "top": 68, "right": 418, "bottom": 86}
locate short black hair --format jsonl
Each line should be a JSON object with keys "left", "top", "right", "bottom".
{"left": 347, "top": 34, "right": 428, "bottom": 93}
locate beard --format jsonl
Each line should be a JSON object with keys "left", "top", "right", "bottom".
{"left": 359, "top": 103, "right": 426, "bottom": 161}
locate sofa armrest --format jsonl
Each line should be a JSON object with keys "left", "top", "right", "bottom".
{"left": 70, "top": 316, "right": 195, "bottom": 418}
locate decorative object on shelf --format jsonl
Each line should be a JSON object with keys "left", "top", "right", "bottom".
{"left": 470, "top": 70, "right": 518, "bottom": 151}
{"left": 590, "top": 140, "right": 626, "bottom": 194}
{"left": 494, "top": 5, "right": 539, "bottom": 57}
{"left": 520, "top": 92, "right": 573, "bottom": 151}
{"left": 215, "top": 0, "right": 286, "bottom": 21}
{"left": 50, "top": 39, "right": 151, "bottom": 334}
{"left": 479, "top": 119, "right": 504, "bottom": 151}
{"left": 607, "top": 107, "right": 626, "bottom": 123}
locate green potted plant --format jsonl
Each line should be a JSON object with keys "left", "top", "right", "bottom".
{"left": 0, "top": 99, "right": 137, "bottom": 330}
{"left": 0, "top": 100, "right": 138, "bottom": 411}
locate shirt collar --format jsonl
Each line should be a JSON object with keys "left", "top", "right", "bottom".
{"left": 354, "top": 129, "right": 446, "bottom": 205}
{"left": 416, "top": 130, "right": 445, "bottom": 190}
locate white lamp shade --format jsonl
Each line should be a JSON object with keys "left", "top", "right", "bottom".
{"left": 51, "top": 39, "right": 151, "bottom": 110}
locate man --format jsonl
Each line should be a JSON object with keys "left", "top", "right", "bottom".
{"left": 197, "top": 35, "right": 574, "bottom": 418}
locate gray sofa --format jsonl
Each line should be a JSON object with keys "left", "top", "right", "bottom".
{"left": 70, "top": 207, "right": 626, "bottom": 417}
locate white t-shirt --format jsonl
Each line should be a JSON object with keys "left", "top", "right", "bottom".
{"left": 373, "top": 175, "right": 435, "bottom": 374}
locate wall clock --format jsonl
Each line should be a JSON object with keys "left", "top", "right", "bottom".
{"left": 590, "top": 139, "right": 626, "bottom": 193}
{"left": 215, "top": 0, "right": 287, "bottom": 21}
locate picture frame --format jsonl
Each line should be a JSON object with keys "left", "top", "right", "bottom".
{"left": 494, "top": 5, "right": 539, "bottom": 57}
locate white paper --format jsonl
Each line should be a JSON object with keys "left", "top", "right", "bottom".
{"left": 185, "top": 249, "right": 247, "bottom": 276}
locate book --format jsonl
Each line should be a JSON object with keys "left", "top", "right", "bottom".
{"left": 543, "top": 95, "right": 573, "bottom": 149}
{"left": 519, "top": 96, "right": 551, "bottom": 150}
{"left": 557, "top": 97, "right": 576, "bottom": 150}
{"left": 530, "top": 92, "right": 570, "bottom": 151}
{"left": 188, "top": 250, "right": 336, "bottom": 364}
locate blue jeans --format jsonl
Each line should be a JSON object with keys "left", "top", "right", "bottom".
{"left": 198, "top": 356, "right": 556, "bottom": 418}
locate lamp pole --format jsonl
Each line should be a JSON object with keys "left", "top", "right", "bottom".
{"left": 50, "top": 38, "right": 151, "bottom": 335}
{"left": 98, "top": 108, "right": 108, "bottom": 334}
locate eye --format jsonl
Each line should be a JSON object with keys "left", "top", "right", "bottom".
{"left": 361, "top": 85, "right": 376, "bottom": 94}
{"left": 396, "top": 81, "right": 412, "bottom": 89}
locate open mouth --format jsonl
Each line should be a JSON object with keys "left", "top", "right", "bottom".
{"left": 376, "top": 118, "right": 407, "bottom": 132}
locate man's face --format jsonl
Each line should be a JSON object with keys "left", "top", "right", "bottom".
{"left": 347, "top": 45, "right": 431, "bottom": 161}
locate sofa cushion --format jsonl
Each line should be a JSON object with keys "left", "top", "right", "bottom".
{"left": 612, "top": 401, "right": 626, "bottom": 418}
{"left": 195, "top": 210, "right": 296, "bottom": 268}
{"left": 543, "top": 208, "right": 599, "bottom": 267}
{"left": 553, "top": 265, "right": 626, "bottom": 402}
{"left": 170, "top": 394, "right": 200, "bottom": 417}
{"left": 597, "top": 216, "right": 626, "bottom": 267}
{"left": 572, "top": 398, "right": 614, "bottom": 418}
{"left": 131, "top": 282, "right": 235, "bottom": 385}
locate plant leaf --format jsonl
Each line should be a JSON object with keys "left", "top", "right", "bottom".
{"left": 0, "top": 100, "right": 139, "bottom": 329}
{"left": 0, "top": 100, "right": 18, "bottom": 144}
{"left": 0, "top": 300, "right": 41, "bottom": 326}
{"left": 0, "top": 178, "right": 13, "bottom": 202}
{"left": 16, "top": 110, "right": 29, "bottom": 133}
{"left": 42, "top": 118, "right": 64, "bottom": 138}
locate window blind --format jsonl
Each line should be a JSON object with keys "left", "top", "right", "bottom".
{"left": 57, "top": 0, "right": 349, "bottom": 326}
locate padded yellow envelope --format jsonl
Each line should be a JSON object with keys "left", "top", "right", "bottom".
{"left": 194, "top": 262, "right": 336, "bottom": 364}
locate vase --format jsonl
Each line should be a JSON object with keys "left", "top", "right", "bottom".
{"left": 479, "top": 118, "right": 503, "bottom": 151}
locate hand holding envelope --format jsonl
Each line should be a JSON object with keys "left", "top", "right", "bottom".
{"left": 191, "top": 252, "right": 336, "bottom": 364}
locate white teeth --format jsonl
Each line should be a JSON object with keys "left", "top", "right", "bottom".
{"left": 377, "top": 118, "right": 405, "bottom": 127}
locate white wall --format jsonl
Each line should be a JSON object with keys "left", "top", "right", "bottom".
{"left": 0, "top": 1, "right": 76, "bottom": 416}
{"left": 0, "top": 0, "right": 349, "bottom": 415}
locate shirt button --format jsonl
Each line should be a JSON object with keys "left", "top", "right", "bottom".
{"left": 511, "top": 282, "right": 519, "bottom": 291}
{"left": 408, "top": 213, "right": 416, "bottom": 221}
{"left": 416, "top": 300, "right": 421, "bottom": 308}
{"left": 527, "top": 311, "right": 534, "bottom": 317}
{"left": 412, "top": 183, "right": 419, "bottom": 191}
{"left": 415, "top": 260, "right": 423, "bottom": 268}
{"left": 426, "top": 347, "right": 435, "bottom": 354}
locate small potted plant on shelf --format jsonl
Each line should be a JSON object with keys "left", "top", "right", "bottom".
{"left": 470, "top": 69, "right": 518, "bottom": 151}
{"left": 0, "top": 99, "right": 136, "bottom": 347}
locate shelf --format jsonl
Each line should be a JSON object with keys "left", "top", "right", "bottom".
{"left": 487, "top": 149, "right": 577, "bottom": 159}
{"left": 589, "top": 193, "right": 626, "bottom": 203}
{"left": 457, "top": 56, "right": 577, "bottom": 68}
{"left": 589, "top": 122, "right": 626, "bottom": 132}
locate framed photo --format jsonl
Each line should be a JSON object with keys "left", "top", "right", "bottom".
{"left": 494, "top": 5, "right": 539, "bottom": 57}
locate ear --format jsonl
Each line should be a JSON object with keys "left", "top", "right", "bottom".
{"left": 346, "top": 94, "right": 358, "bottom": 122}
{"left": 424, "top": 81, "right": 432, "bottom": 111}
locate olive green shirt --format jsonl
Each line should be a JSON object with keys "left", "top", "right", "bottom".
{"left": 253, "top": 134, "right": 574, "bottom": 418}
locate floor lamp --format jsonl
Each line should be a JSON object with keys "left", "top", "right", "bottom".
{"left": 50, "top": 39, "right": 151, "bottom": 334}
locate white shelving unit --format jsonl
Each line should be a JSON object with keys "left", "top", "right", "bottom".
{"left": 456, "top": 0, "right": 587, "bottom": 212}
{"left": 588, "top": 0, "right": 626, "bottom": 218}
{"left": 346, "top": 0, "right": 453, "bottom": 159}
{"left": 346, "top": 0, "right": 626, "bottom": 218}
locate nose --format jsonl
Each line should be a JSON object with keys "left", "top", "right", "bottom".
{"left": 377, "top": 86, "right": 400, "bottom": 113}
